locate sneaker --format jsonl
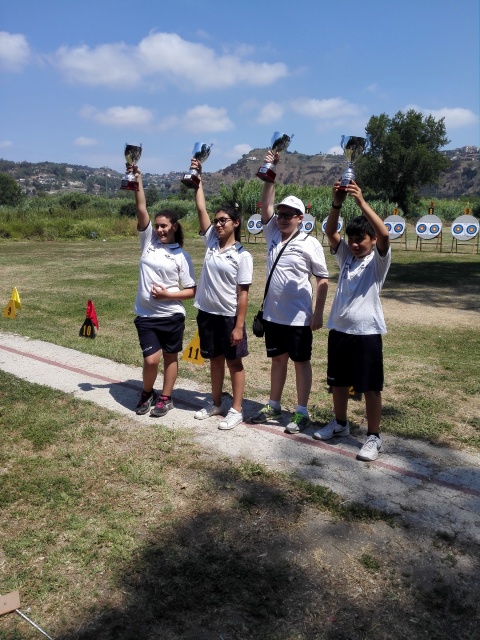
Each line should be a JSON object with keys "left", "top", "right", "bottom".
{"left": 313, "top": 418, "right": 350, "bottom": 441}
{"left": 218, "top": 408, "right": 243, "bottom": 430}
{"left": 194, "top": 401, "right": 224, "bottom": 420}
{"left": 150, "top": 395, "right": 174, "bottom": 417}
{"left": 135, "top": 390, "right": 154, "bottom": 415}
{"left": 250, "top": 404, "right": 282, "bottom": 424}
{"left": 285, "top": 412, "right": 311, "bottom": 434}
{"left": 357, "top": 434, "right": 384, "bottom": 461}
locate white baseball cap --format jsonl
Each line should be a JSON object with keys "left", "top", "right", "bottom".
{"left": 274, "top": 195, "right": 305, "bottom": 215}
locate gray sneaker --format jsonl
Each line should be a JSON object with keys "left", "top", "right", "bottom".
{"left": 194, "top": 401, "right": 224, "bottom": 420}
{"left": 150, "top": 395, "right": 174, "bottom": 417}
{"left": 357, "top": 434, "right": 384, "bottom": 461}
{"left": 313, "top": 418, "right": 350, "bottom": 440}
{"left": 285, "top": 412, "right": 311, "bottom": 434}
{"left": 250, "top": 404, "right": 282, "bottom": 424}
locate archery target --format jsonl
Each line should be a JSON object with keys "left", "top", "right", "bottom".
{"left": 246, "top": 214, "right": 263, "bottom": 234}
{"left": 300, "top": 213, "right": 316, "bottom": 233}
{"left": 322, "top": 217, "right": 344, "bottom": 234}
{"left": 450, "top": 215, "right": 479, "bottom": 241}
{"left": 415, "top": 215, "right": 442, "bottom": 240}
{"left": 384, "top": 215, "right": 406, "bottom": 240}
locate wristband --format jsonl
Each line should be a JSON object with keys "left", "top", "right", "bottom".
{"left": 331, "top": 202, "right": 342, "bottom": 210}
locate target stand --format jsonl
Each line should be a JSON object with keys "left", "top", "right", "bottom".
{"left": 415, "top": 215, "right": 443, "bottom": 251}
{"left": 450, "top": 214, "right": 479, "bottom": 254}
{"left": 321, "top": 216, "right": 344, "bottom": 246}
{"left": 384, "top": 215, "right": 407, "bottom": 250}
{"left": 246, "top": 214, "right": 264, "bottom": 243}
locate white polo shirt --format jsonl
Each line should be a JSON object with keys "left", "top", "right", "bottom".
{"left": 262, "top": 216, "right": 329, "bottom": 326}
{"left": 134, "top": 222, "right": 196, "bottom": 318}
{"left": 327, "top": 239, "right": 391, "bottom": 335}
{"left": 194, "top": 225, "right": 253, "bottom": 317}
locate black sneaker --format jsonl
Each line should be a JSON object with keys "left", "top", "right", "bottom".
{"left": 135, "top": 390, "right": 154, "bottom": 415}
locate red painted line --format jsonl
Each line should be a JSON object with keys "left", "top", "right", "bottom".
{"left": 245, "top": 423, "right": 480, "bottom": 498}
{"left": 2, "top": 343, "right": 480, "bottom": 499}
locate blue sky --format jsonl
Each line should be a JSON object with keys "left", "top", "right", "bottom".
{"left": 1, "top": 0, "right": 478, "bottom": 174}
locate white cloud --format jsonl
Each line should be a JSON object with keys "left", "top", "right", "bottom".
{"left": 74, "top": 137, "right": 98, "bottom": 147}
{"left": 0, "top": 32, "right": 30, "bottom": 72}
{"left": 256, "top": 102, "right": 284, "bottom": 125}
{"left": 0, "top": 140, "right": 13, "bottom": 148}
{"left": 327, "top": 146, "right": 343, "bottom": 155}
{"left": 226, "top": 143, "right": 253, "bottom": 159}
{"left": 182, "top": 105, "right": 233, "bottom": 133}
{"left": 54, "top": 43, "right": 139, "bottom": 88}
{"left": 80, "top": 105, "right": 155, "bottom": 127}
{"left": 404, "top": 104, "right": 478, "bottom": 129}
{"left": 53, "top": 32, "right": 288, "bottom": 90}
{"left": 291, "top": 97, "right": 362, "bottom": 120}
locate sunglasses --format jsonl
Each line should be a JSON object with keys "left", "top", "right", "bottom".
{"left": 212, "top": 217, "right": 232, "bottom": 226}
{"left": 276, "top": 212, "right": 299, "bottom": 220}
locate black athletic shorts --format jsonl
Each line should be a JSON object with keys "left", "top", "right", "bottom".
{"left": 134, "top": 314, "right": 185, "bottom": 357}
{"left": 196, "top": 309, "right": 248, "bottom": 360}
{"left": 327, "top": 329, "right": 384, "bottom": 392}
{"left": 264, "top": 320, "right": 313, "bottom": 362}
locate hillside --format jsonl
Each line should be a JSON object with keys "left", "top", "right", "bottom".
{"left": 0, "top": 147, "right": 478, "bottom": 199}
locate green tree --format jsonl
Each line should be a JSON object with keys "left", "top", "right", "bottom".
{"left": 358, "top": 110, "right": 450, "bottom": 214}
{"left": 145, "top": 184, "right": 160, "bottom": 207}
{"left": 0, "top": 173, "right": 25, "bottom": 206}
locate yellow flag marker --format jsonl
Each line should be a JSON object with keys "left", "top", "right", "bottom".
{"left": 182, "top": 330, "right": 205, "bottom": 365}
{"left": 3, "top": 287, "right": 22, "bottom": 318}
{"left": 11, "top": 287, "right": 22, "bottom": 310}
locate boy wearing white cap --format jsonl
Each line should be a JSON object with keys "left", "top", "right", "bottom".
{"left": 251, "top": 150, "right": 329, "bottom": 433}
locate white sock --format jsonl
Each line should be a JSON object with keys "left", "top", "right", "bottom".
{"left": 296, "top": 405, "right": 309, "bottom": 416}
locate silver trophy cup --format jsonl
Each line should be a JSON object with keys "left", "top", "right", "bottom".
{"left": 120, "top": 143, "right": 142, "bottom": 191}
{"left": 181, "top": 142, "right": 213, "bottom": 189}
{"left": 256, "top": 131, "right": 294, "bottom": 183}
{"left": 338, "top": 135, "right": 370, "bottom": 190}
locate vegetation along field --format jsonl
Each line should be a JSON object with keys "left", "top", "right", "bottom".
{"left": 0, "top": 224, "right": 479, "bottom": 638}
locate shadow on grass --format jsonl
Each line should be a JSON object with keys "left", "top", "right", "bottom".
{"left": 382, "top": 260, "right": 480, "bottom": 311}
{"left": 56, "top": 466, "right": 479, "bottom": 640}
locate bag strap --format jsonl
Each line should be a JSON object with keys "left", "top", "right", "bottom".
{"left": 260, "top": 229, "right": 300, "bottom": 310}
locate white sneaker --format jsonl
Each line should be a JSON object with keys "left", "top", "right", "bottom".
{"left": 218, "top": 408, "right": 243, "bottom": 430}
{"left": 194, "top": 401, "right": 224, "bottom": 420}
{"left": 313, "top": 418, "right": 350, "bottom": 441}
{"left": 357, "top": 434, "right": 384, "bottom": 461}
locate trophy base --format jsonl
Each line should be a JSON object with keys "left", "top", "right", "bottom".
{"left": 120, "top": 179, "right": 139, "bottom": 191}
{"left": 181, "top": 173, "right": 200, "bottom": 189}
{"left": 256, "top": 167, "right": 276, "bottom": 183}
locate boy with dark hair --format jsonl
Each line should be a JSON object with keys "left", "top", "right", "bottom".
{"left": 313, "top": 180, "right": 391, "bottom": 461}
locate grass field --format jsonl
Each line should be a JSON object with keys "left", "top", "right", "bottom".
{"left": 0, "top": 231, "right": 479, "bottom": 639}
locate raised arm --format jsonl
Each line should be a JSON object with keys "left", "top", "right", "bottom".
{"left": 130, "top": 165, "right": 149, "bottom": 231}
{"left": 347, "top": 181, "right": 390, "bottom": 256}
{"left": 325, "top": 181, "right": 348, "bottom": 249}
{"left": 191, "top": 158, "right": 211, "bottom": 235}
{"left": 260, "top": 150, "right": 278, "bottom": 224}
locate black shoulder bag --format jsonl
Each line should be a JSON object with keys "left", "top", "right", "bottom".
{"left": 252, "top": 230, "right": 300, "bottom": 337}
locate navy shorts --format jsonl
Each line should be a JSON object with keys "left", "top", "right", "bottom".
{"left": 264, "top": 320, "right": 313, "bottom": 362}
{"left": 327, "top": 329, "right": 384, "bottom": 392}
{"left": 134, "top": 314, "right": 185, "bottom": 357}
{"left": 196, "top": 309, "right": 248, "bottom": 361}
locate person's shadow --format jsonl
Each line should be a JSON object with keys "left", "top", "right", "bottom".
{"left": 77, "top": 380, "right": 215, "bottom": 414}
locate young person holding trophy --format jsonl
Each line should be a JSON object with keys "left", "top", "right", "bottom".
{"left": 129, "top": 164, "right": 196, "bottom": 417}
{"left": 313, "top": 179, "right": 391, "bottom": 462}
{"left": 191, "top": 157, "right": 253, "bottom": 431}
{"left": 251, "top": 150, "right": 329, "bottom": 434}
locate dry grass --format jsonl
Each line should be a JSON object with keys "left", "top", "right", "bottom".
{"left": 1, "top": 373, "right": 480, "bottom": 640}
